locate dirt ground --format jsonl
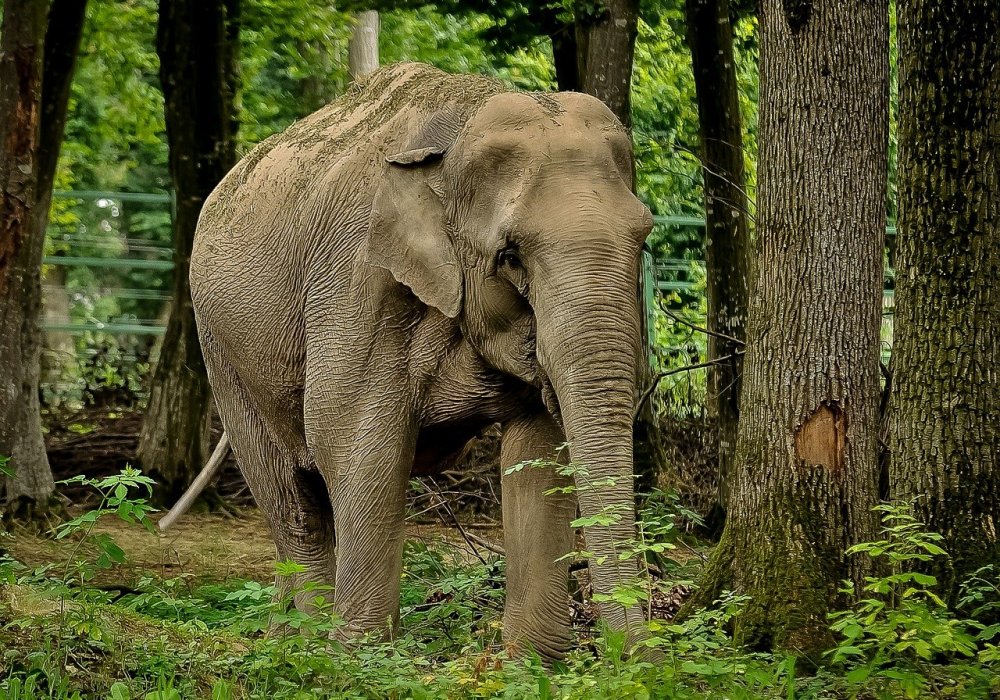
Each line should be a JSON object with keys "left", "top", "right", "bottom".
{"left": 7, "top": 510, "right": 503, "bottom": 587}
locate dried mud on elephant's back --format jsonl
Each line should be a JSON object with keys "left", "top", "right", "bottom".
{"left": 201, "top": 63, "right": 508, "bottom": 235}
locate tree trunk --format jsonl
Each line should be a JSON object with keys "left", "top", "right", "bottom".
{"left": 685, "top": 0, "right": 752, "bottom": 523}
{"left": 550, "top": 25, "right": 580, "bottom": 91}
{"left": 37, "top": 0, "right": 89, "bottom": 406}
{"left": 575, "top": 0, "right": 639, "bottom": 128}
{"left": 41, "top": 264, "right": 75, "bottom": 391}
{"left": 887, "top": 0, "right": 1000, "bottom": 595}
{"left": 1, "top": 0, "right": 84, "bottom": 513}
{"left": 348, "top": 10, "right": 379, "bottom": 81}
{"left": 138, "top": 0, "right": 239, "bottom": 504}
{"left": 0, "top": 0, "right": 53, "bottom": 513}
{"left": 690, "top": 0, "right": 887, "bottom": 657}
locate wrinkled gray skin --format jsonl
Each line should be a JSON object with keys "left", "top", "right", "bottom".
{"left": 191, "top": 63, "right": 652, "bottom": 659}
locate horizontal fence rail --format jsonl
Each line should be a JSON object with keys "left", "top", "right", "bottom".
{"left": 40, "top": 190, "right": 896, "bottom": 339}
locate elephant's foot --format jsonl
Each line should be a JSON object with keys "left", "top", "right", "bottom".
{"left": 502, "top": 608, "right": 574, "bottom": 662}
{"left": 327, "top": 615, "right": 399, "bottom": 648}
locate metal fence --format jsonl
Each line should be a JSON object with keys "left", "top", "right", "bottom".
{"left": 41, "top": 189, "right": 894, "bottom": 352}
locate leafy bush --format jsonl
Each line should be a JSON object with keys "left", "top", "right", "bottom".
{"left": 827, "top": 503, "right": 996, "bottom": 698}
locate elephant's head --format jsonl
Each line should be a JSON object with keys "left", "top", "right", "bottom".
{"left": 367, "top": 91, "right": 653, "bottom": 639}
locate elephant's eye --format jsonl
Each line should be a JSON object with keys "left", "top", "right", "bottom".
{"left": 497, "top": 248, "right": 522, "bottom": 270}
{"left": 496, "top": 246, "right": 528, "bottom": 296}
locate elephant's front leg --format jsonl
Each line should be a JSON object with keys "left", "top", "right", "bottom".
{"left": 325, "top": 409, "right": 415, "bottom": 639}
{"left": 500, "top": 412, "right": 576, "bottom": 660}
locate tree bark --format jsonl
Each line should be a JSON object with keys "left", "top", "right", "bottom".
{"left": 138, "top": 0, "right": 239, "bottom": 504}
{"left": 888, "top": 0, "right": 1000, "bottom": 595}
{"left": 36, "top": 0, "right": 89, "bottom": 406}
{"left": 0, "top": 0, "right": 53, "bottom": 512}
{"left": 685, "top": 0, "right": 752, "bottom": 522}
{"left": 575, "top": 0, "right": 639, "bottom": 128}
{"left": 348, "top": 10, "right": 379, "bottom": 81}
{"left": 689, "top": 0, "right": 887, "bottom": 657}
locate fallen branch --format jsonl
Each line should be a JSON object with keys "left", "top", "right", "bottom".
{"left": 418, "top": 478, "right": 504, "bottom": 563}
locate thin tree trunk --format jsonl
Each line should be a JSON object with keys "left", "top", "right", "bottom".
{"left": 689, "top": 0, "right": 887, "bottom": 656}
{"left": 550, "top": 25, "right": 580, "bottom": 91}
{"left": 685, "top": 0, "right": 752, "bottom": 523}
{"left": 575, "top": 0, "right": 639, "bottom": 128}
{"left": 0, "top": 0, "right": 53, "bottom": 513}
{"left": 348, "top": 10, "right": 379, "bottom": 81}
{"left": 888, "top": 0, "right": 1000, "bottom": 595}
{"left": 138, "top": 0, "right": 239, "bottom": 504}
{"left": 41, "top": 264, "right": 75, "bottom": 390}
{"left": 36, "top": 0, "right": 89, "bottom": 407}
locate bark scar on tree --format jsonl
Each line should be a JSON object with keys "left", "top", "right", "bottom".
{"left": 782, "top": 0, "right": 812, "bottom": 34}
{"left": 795, "top": 402, "right": 845, "bottom": 470}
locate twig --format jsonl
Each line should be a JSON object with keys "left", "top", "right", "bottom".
{"left": 677, "top": 538, "right": 709, "bottom": 564}
{"left": 633, "top": 352, "right": 745, "bottom": 423}
{"left": 657, "top": 300, "right": 745, "bottom": 347}
{"left": 463, "top": 529, "right": 504, "bottom": 556}
{"left": 419, "top": 478, "right": 503, "bottom": 564}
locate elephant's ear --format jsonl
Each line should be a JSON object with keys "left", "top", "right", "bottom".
{"left": 366, "top": 109, "right": 466, "bottom": 319}
{"left": 384, "top": 109, "right": 467, "bottom": 165}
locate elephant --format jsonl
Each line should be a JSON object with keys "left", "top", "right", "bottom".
{"left": 177, "top": 62, "right": 653, "bottom": 659}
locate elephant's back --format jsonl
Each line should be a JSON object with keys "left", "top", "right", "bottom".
{"left": 189, "top": 64, "right": 505, "bottom": 393}
{"left": 197, "top": 63, "right": 505, "bottom": 247}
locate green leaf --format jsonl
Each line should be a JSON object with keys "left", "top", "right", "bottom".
{"left": 845, "top": 665, "right": 872, "bottom": 684}
{"left": 275, "top": 559, "right": 307, "bottom": 577}
{"left": 211, "top": 679, "right": 232, "bottom": 700}
{"left": 94, "top": 533, "right": 126, "bottom": 564}
{"left": 144, "top": 691, "right": 181, "bottom": 700}
{"left": 570, "top": 509, "right": 624, "bottom": 528}
{"left": 835, "top": 645, "right": 865, "bottom": 657}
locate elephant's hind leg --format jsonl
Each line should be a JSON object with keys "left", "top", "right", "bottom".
{"left": 201, "top": 333, "right": 337, "bottom": 616}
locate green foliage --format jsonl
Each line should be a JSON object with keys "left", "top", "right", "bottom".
{"left": 0, "top": 456, "right": 13, "bottom": 480}
{"left": 827, "top": 503, "right": 994, "bottom": 698}
{"left": 54, "top": 468, "right": 157, "bottom": 582}
{"left": 958, "top": 565, "right": 1000, "bottom": 657}
{"left": 3, "top": 491, "right": 1000, "bottom": 698}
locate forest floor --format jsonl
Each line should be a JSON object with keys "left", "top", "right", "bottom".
{"left": 6, "top": 407, "right": 994, "bottom": 698}
{"left": 5, "top": 510, "right": 504, "bottom": 588}
{"left": 5, "top": 502, "right": 998, "bottom": 699}
{"left": 0, "top": 505, "right": 701, "bottom": 699}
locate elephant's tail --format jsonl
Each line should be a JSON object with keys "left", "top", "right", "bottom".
{"left": 157, "top": 432, "right": 231, "bottom": 531}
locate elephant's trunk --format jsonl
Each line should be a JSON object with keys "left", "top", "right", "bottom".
{"left": 534, "top": 264, "right": 646, "bottom": 642}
